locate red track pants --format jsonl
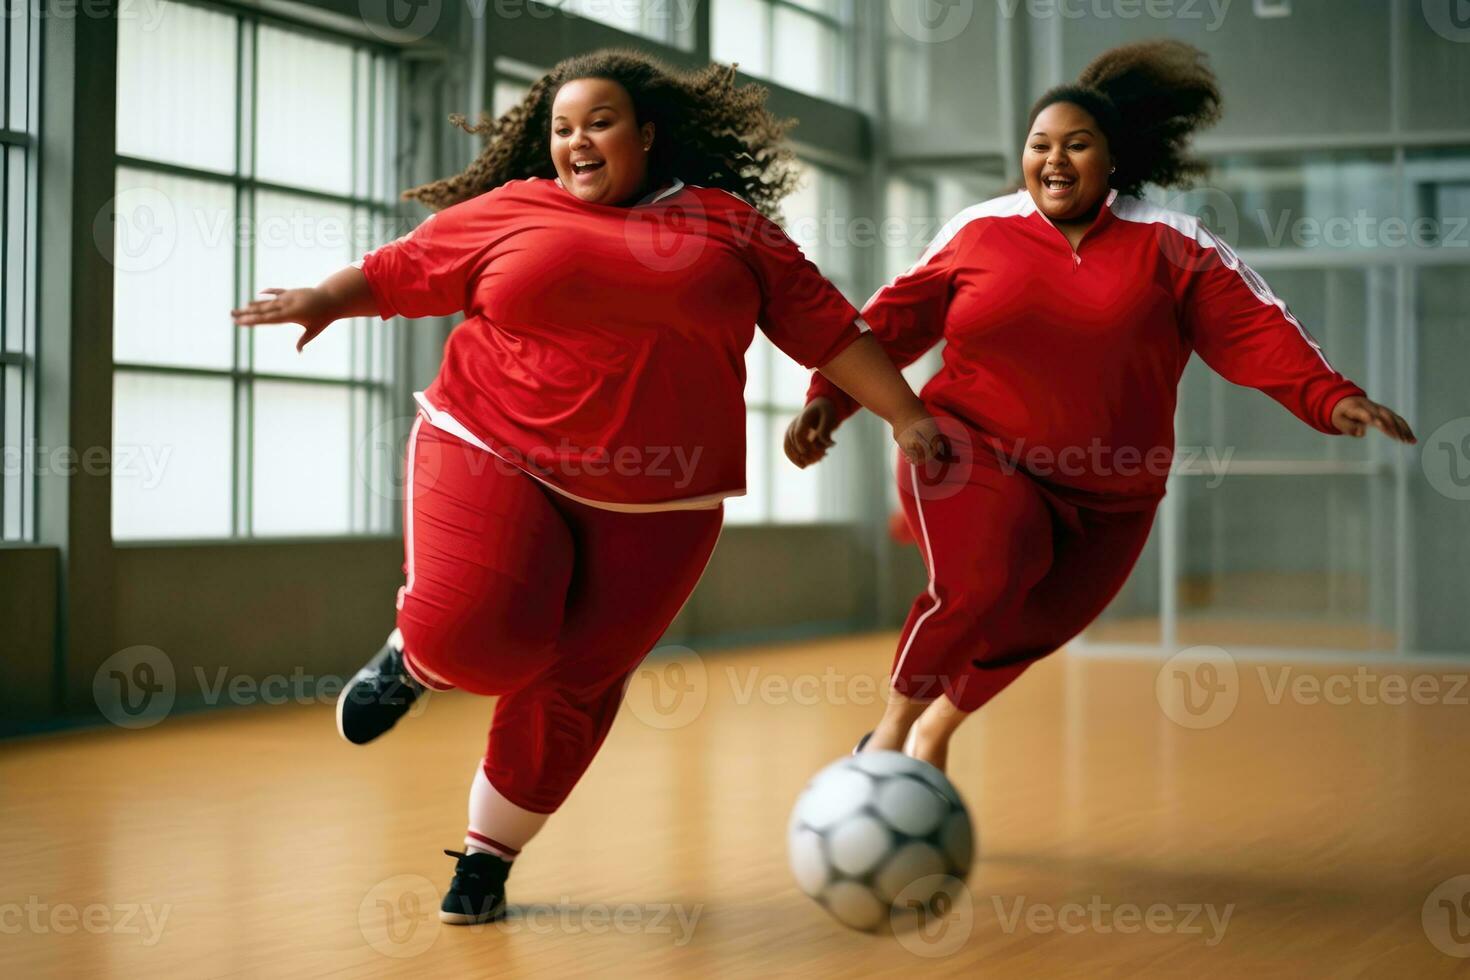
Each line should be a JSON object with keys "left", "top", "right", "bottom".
{"left": 892, "top": 437, "right": 1158, "bottom": 713}
{"left": 393, "top": 414, "right": 723, "bottom": 813}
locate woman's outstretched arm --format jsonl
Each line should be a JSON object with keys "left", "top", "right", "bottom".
{"left": 230, "top": 265, "right": 378, "bottom": 352}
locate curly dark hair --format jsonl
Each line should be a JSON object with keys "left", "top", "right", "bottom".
{"left": 401, "top": 49, "right": 801, "bottom": 219}
{"left": 1027, "top": 39, "right": 1223, "bottom": 197}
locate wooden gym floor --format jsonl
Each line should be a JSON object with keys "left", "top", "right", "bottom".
{"left": 4, "top": 632, "right": 1469, "bottom": 978}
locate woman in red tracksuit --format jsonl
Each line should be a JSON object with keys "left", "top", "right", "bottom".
{"left": 786, "top": 40, "right": 1416, "bottom": 773}
{"left": 232, "top": 51, "right": 938, "bottom": 924}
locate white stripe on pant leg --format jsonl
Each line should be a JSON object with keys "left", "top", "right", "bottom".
{"left": 892, "top": 463, "right": 942, "bottom": 688}
{"left": 398, "top": 414, "right": 425, "bottom": 609}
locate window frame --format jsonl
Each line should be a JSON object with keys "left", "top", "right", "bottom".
{"left": 110, "top": 0, "right": 407, "bottom": 544}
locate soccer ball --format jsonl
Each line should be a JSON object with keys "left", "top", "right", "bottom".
{"left": 788, "top": 750, "right": 974, "bottom": 932}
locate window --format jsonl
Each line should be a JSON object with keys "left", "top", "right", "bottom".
{"left": 712, "top": 0, "right": 854, "bottom": 103}
{"left": 730, "top": 161, "right": 862, "bottom": 525}
{"left": 555, "top": 0, "right": 696, "bottom": 48}
{"left": 112, "top": 0, "right": 401, "bottom": 540}
{"left": 1, "top": 0, "right": 38, "bottom": 541}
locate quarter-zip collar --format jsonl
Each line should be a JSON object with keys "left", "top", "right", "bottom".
{"left": 1024, "top": 187, "right": 1119, "bottom": 270}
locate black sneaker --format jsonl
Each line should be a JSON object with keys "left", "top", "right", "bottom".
{"left": 852, "top": 731, "right": 873, "bottom": 755}
{"left": 439, "top": 849, "right": 511, "bottom": 925}
{"left": 336, "top": 637, "right": 425, "bottom": 745}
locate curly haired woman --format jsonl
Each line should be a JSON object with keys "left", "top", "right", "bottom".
{"left": 232, "top": 50, "right": 939, "bottom": 923}
{"left": 786, "top": 40, "right": 1417, "bottom": 772}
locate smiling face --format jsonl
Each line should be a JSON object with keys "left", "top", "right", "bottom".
{"left": 550, "top": 77, "right": 655, "bottom": 207}
{"left": 1022, "top": 101, "right": 1114, "bottom": 224}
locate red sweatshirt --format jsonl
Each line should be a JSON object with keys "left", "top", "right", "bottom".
{"left": 807, "top": 188, "right": 1365, "bottom": 510}
{"left": 357, "top": 176, "right": 866, "bottom": 510}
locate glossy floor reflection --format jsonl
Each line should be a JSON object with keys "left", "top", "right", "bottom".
{"left": 4, "top": 633, "right": 1468, "bottom": 977}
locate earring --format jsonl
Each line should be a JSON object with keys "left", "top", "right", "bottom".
{"left": 1109, "top": 166, "right": 1116, "bottom": 174}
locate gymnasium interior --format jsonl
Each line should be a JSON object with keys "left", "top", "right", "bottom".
{"left": 3, "top": 0, "right": 1469, "bottom": 975}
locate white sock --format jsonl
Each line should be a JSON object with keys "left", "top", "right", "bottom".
{"left": 464, "top": 765, "right": 550, "bottom": 862}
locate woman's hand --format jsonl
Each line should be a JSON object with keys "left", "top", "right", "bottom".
{"left": 889, "top": 406, "right": 946, "bottom": 467}
{"left": 1331, "top": 395, "right": 1417, "bottom": 444}
{"left": 784, "top": 397, "right": 838, "bottom": 469}
{"left": 231, "top": 287, "right": 337, "bottom": 353}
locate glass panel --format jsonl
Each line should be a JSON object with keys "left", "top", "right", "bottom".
{"left": 112, "top": 167, "right": 236, "bottom": 369}
{"left": 770, "top": 338, "right": 814, "bottom": 411}
{"left": 772, "top": 6, "right": 839, "bottom": 100}
{"left": 1174, "top": 266, "right": 1386, "bottom": 462}
{"left": 1173, "top": 474, "right": 1394, "bottom": 652}
{"left": 251, "top": 380, "right": 352, "bottom": 536}
{"left": 5, "top": 0, "right": 21, "bottom": 132}
{"left": 494, "top": 79, "right": 531, "bottom": 118}
{"left": 1398, "top": 2, "right": 1470, "bottom": 133}
{"left": 255, "top": 25, "right": 354, "bottom": 195}
{"left": 725, "top": 410, "right": 767, "bottom": 524}
{"left": 745, "top": 330, "right": 773, "bottom": 405}
{"left": 1082, "top": 516, "right": 1162, "bottom": 646}
{"left": 112, "top": 372, "right": 234, "bottom": 540}
{"left": 770, "top": 412, "right": 819, "bottom": 523}
{"left": 781, "top": 162, "right": 821, "bottom": 256}
{"left": 1413, "top": 265, "right": 1470, "bottom": 654}
{"left": 250, "top": 190, "right": 355, "bottom": 378}
{"left": 771, "top": 410, "right": 858, "bottom": 525}
{"left": 1160, "top": 152, "right": 1399, "bottom": 252}
{"left": 1059, "top": 3, "right": 1392, "bottom": 140}
{"left": 885, "top": 5, "right": 1000, "bottom": 155}
{"left": 116, "top": 0, "right": 236, "bottom": 172}
{"left": 712, "top": 0, "right": 770, "bottom": 77}
{"left": 2, "top": 363, "right": 19, "bottom": 539}
{"left": 1404, "top": 148, "right": 1470, "bottom": 249}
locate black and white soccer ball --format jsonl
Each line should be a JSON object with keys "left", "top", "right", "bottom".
{"left": 788, "top": 750, "right": 974, "bottom": 932}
